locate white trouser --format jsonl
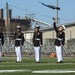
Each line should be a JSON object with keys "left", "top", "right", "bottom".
{"left": 0, "top": 46, "right": 2, "bottom": 61}
{"left": 34, "top": 47, "right": 41, "bottom": 62}
{"left": 55, "top": 46, "right": 63, "bottom": 62}
{"left": 15, "top": 46, "right": 22, "bottom": 62}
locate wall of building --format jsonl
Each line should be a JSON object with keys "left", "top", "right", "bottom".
{"left": 43, "top": 30, "right": 55, "bottom": 39}
{"left": 24, "top": 25, "right": 75, "bottom": 41}
{"left": 65, "top": 26, "right": 75, "bottom": 39}
{"left": 43, "top": 26, "right": 75, "bottom": 39}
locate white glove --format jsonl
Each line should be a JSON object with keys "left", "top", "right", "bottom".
{"left": 40, "top": 45, "right": 42, "bottom": 47}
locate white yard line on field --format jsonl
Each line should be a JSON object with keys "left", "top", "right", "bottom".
{"left": 0, "top": 69, "right": 31, "bottom": 73}
{"left": 0, "top": 69, "right": 75, "bottom": 73}
{"left": 32, "top": 70, "right": 75, "bottom": 73}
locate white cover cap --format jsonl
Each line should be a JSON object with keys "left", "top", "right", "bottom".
{"left": 35, "top": 25, "right": 40, "bottom": 28}
{"left": 62, "top": 25, "right": 65, "bottom": 30}
{"left": 17, "top": 26, "right": 21, "bottom": 28}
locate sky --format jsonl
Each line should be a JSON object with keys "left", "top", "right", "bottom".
{"left": 0, "top": 0, "right": 75, "bottom": 25}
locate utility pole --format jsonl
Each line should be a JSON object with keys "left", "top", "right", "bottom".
{"left": 56, "top": 0, "right": 58, "bottom": 24}
{"left": 6, "top": 2, "right": 9, "bottom": 47}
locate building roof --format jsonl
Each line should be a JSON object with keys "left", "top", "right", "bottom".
{"left": 25, "top": 21, "right": 75, "bottom": 33}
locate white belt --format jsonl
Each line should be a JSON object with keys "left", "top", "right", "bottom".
{"left": 35, "top": 38, "right": 40, "bottom": 40}
{"left": 57, "top": 38, "right": 62, "bottom": 41}
{"left": 16, "top": 38, "right": 22, "bottom": 40}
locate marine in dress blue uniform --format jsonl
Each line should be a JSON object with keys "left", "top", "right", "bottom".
{"left": 53, "top": 21, "right": 65, "bottom": 63}
{"left": 33, "top": 25, "right": 42, "bottom": 63}
{"left": 13, "top": 26, "right": 24, "bottom": 62}
{"left": 0, "top": 28, "right": 4, "bottom": 62}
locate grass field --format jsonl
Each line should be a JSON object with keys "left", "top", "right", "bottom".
{"left": 0, "top": 56, "right": 75, "bottom": 75}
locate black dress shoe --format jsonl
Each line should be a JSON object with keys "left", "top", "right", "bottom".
{"left": 35, "top": 62, "right": 40, "bottom": 63}
{"left": 60, "top": 61, "right": 63, "bottom": 63}
{"left": 57, "top": 61, "right": 63, "bottom": 63}
{"left": 16, "top": 61, "right": 21, "bottom": 63}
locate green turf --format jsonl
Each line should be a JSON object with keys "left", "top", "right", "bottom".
{"left": 0, "top": 56, "right": 75, "bottom": 75}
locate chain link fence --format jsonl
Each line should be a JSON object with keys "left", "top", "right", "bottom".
{"left": 2, "top": 38, "right": 75, "bottom": 56}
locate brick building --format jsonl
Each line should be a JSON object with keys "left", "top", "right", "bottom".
{"left": 0, "top": 9, "right": 31, "bottom": 32}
